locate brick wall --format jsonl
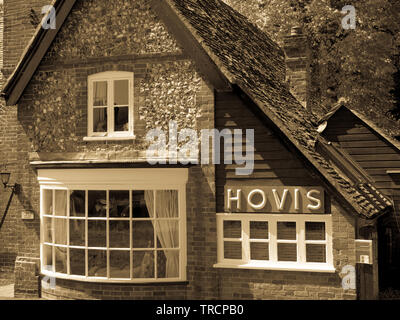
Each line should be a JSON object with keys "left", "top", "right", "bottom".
{"left": 14, "top": 257, "right": 40, "bottom": 298}
{"left": 3, "top": 0, "right": 49, "bottom": 77}
{"left": 283, "top": 27, "right": 311, "bottom": 111}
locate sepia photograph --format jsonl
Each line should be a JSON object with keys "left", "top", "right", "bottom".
{"left": 0, "top": 0, "right": 399, "bottom": 310}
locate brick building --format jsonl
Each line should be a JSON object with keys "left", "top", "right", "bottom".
{"left": 0, "top": 0, "right": 398, "bottom": 300}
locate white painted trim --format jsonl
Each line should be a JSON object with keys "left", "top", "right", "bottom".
{"left": 83, "top": 135, "right": 136, "bottom": 141}
{"left": 386, "top": 170, "right": 400, "bottom": 174}
{"left": 213, "top": 262, "right": 336, "bottom": 273}
{"left": 87, "top": 71, "right": 134, "bottom": 138}
{"left": 37, "top": 168, "right": 189, "bottom": 187}
{"left": 40, "top": 269, "right": 187, "bottom": 284}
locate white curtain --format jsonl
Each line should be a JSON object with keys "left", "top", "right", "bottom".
{"left": 53, "top": 190, "right": 67, "bottom": 271}
{"left": 54, "top": 190, "right": 67, "bottom": 244}
{"left": 70, "top": 192, "right": 85, "bottom": 237}
{"left": 145, "top": 190, "right": 179, "bottom": 278}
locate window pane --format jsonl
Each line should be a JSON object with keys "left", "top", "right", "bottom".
{"left": 88, "top": 221, "right": 106, "bottom": 247}
{"left": 132, "top": 221, "right": 154, "bottom": 248}
{"left": 88, "top": 191, "right": 107, "bottom": 217}
{"left": 43, "top": 217, "right": 53, "bottom": 243}
{"left": 53, "top": 218, "right": 68, "bottom": 245}
{"left": 277, "top": 243, "right": 297, "bottom": 262}
{"left": 156, "top": 220, "right": 179, "bottom": 248}
{"left": 114, "top": 80, "right": 129, "bottom": 105}
{"left": 93, "top": 81, "right": 107, "bottom": 106}
{"left": 93, "top": 108, "right": 107, "bottom": 133}
{"left": 55, "top": 247, "right": 67, "bottom": 273}
{"left": 224, "top": 241, "right": 242, "bottom": 259}
{"left": 88, "top": 250, "right": 107, "bottom": 277}
{"left": 110, "top": 251, "right": 130, "bottom": 278}
{"left": 156, "top": 190, "right": 178, "bottom": 218}
{"left": 54, "top": 190, "right": 67, "bottom": 216}
{"left": 109, "top": 190, "right": 129, "bottom": 217}
{"left": 306, "top": 244, "right": 326, "bottom": 263}
{"left": 109, "top": 221, "right": 130, "bottom": 248}
{"left": 70, "top": 191, "right": 85, "bottom": 217}
{"left": 70, "top": 220, "right": 85, "bottom": 246}
{"left": 223, "top": 221, "right": 241, "bottom": 239}
{"left": 306, "top": 222, "right": 326, "bottom": 241}
{"left": 43, "top": 245, "right": 53, "bottom": 271}
{"left": 250, "top": 221, "right": 268, "bottom": 239}
{"left": 277, "top": 222, "right": 296, "bottom": 240}
{"left": 43, "top": 189, "right": 53, "bottom": 215}
{"left": 132, "top": 191, "right": 151, "bottom": 218}
{"left": 157, "top": 250, "right": 179, "bottom": 278}
{"left": 250, "top": 242, "right": 269, "bottom": 260}
{"left": 70, "top": 248, "right": 85, "bottom": 276}
{"left": 114, "top": 107, "right": 129, "bottom": 132}
{"left": 133, "top": 251, "right": 154, "bottom": 278}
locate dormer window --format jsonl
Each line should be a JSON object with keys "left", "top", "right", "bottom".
{"left": 85, "top": 72, "right": 134, "bottom": 140}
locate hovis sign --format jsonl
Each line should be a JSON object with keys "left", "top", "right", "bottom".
{"left": 225, "top": 186, "right": 325, "bottom": 214}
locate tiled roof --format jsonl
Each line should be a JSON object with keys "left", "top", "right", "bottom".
{"left": 1, "top": 0, "right": 392, "bottom": 218}
{"left": 168, "top": 0, "right": 392, "bottom": 218}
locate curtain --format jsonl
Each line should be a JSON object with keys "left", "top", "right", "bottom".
{"left": 93, "top": 81, "right": 107, "bottom": 132}
{"left": 54, "top": 190, "right": 67, "bottom": 271}
{"left": 70, "top": 192, "right": 85, "bottom": 237}
{"left": 144, "top": 190, "right": 179, "bottom": 278}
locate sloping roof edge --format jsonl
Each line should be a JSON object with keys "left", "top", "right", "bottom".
{"left": 320, "top": 101, "right": 400, "bottom": 153}
{"left": 1, "top": 0, "right": 76, "bottom": 106}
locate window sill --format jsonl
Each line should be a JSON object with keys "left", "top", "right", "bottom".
{"left": 213, "top": 262, "right": 336, "bottom": 273}
{"left": 83, "top": 135, "right": 136, "bottom": 142}
{"left": 41, "top": 270, "right": 187, "bottom": 284}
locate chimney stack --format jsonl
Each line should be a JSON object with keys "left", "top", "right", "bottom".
{"left": 283, "top": 26, "right": 311, "bottom": 112}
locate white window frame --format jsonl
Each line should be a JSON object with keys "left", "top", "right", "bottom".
{"left": 38, "top": 168, "right": 188, "bottom": 283}
{"left": 214, "top": 213, "right": 335, "bottom": 273}
{"left": 85, "top": 71, "right": 135, "bottom": 141}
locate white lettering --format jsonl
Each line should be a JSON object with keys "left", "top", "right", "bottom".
{"left": 227, "top": 189, "right": 241, "bottom": 210}
{"left": 272, "top": 189, "right": 289, "bottom": 211}
{"left": 294, "top": 188, "right": 300, "bottom": 210}
{"left": 247, "top": 189, "right": 266, "bottom": 210}
{"left": 307, "top": 189, "right": 322, "bottom": 210}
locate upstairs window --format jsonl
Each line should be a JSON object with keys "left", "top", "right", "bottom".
{"left": 87, "top": 72, "right": 134, "bottom": 139}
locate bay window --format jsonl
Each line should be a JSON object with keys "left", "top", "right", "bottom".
{"left": 215, "top": 214, "right": 334, "bottom": 272}
{"left": 39, "top": 169, "right": 187, "bottom": 283}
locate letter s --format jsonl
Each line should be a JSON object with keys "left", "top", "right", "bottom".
{"left": 307, "top": 189, "right": 322, "bottom": 211}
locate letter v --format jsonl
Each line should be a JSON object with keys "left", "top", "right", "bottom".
{"left": 272, "top": 189, "right": 289, "bottom": 211}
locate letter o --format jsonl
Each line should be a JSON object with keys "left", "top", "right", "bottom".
{"left": 247, "top": 189, "right": 266, "bottom": 210}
